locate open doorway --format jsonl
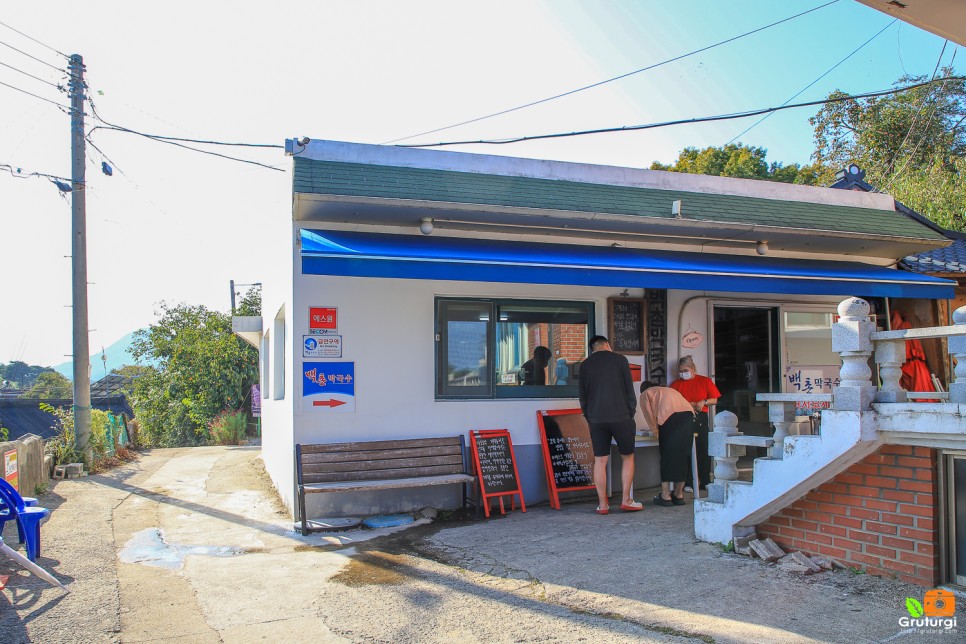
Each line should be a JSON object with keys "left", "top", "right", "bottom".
{"left": 712, "top": 306, "right": 780, "bottom": 440}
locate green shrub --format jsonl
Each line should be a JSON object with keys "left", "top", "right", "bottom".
{"left": 42, "top": 402, "right": 82, "bottom": 467}
{"left": 209, "top": 409, "right": 248, "bottom": 445}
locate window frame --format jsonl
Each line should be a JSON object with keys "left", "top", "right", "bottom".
{"left": 435, "top": 297, "right": 594, "bottom": 400}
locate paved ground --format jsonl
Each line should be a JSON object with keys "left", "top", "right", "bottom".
{"left": 0, "top": 446, "right": 962, "bottom": 643}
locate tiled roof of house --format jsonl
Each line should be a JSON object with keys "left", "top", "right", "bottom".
{"left": 901, "top": 237, "right": 966, "bottom": 274}
{"left": 293, "top": 158, "right": 946, "bottom": 241}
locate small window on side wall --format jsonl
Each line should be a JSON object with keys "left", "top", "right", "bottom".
{"left": 435, "top": 298, "right": 592, "bottom": 399}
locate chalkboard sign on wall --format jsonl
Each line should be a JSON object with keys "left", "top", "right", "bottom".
{"left": 469, "top": 430, "right": 526, "bottom": 517}
{"left": 537, "top": 409, "right": 596, "bottom": 509}
{"left": 608, "top": 297, "right": 647, "bottom": 355}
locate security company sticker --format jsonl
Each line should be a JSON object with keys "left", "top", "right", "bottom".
{"left": 303, "top": 361, "right": 355, "bottom": 412}
{"left": 303, "top": 335, "right": 342, "bottom": 358}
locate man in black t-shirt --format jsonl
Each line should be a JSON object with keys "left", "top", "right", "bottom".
{"left": 578, "top": 335, "right": 642, "bottom": 514}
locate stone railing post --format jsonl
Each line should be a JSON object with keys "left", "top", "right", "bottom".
{"left": 949, "top": 306, "right": 966, "bottom": 404}
{"left": 768, "top": 401, "right": 796, "bottom": 459}
{"left": 708, "top": 410, "right": 742, "bottom": 484}
{"left": 875, "top": 338, "right": 907, "bottom": 403}
{"left": 832, "top": 297, "right": 876, "bottom": 411}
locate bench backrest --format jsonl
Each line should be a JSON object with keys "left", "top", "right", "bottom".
{"left": 297, "top": 436, "right": 467, "bottom": 484}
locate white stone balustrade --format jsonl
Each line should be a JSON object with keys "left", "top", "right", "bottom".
{"left": 831, "top": 297, "right": 876, "bottom": 411}
{"left": 707, "top": 410, "right": 741, "bottom": 503}
{"left": 949, "top": 306, "right": 966, "bottom": 405}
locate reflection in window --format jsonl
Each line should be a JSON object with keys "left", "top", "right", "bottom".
{"left": 496, "top": 303, "right": 591, "bottom": 389}
{"left": 436, "top": 298, "right": 592, "bottom": 399}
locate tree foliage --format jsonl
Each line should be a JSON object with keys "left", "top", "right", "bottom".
{"left": 0, "top": 361, "right": 56, "bottom": 390}
{"left": 809, "top": 70, "right": 966, "bottom": 230}
{"left": 650, "top": 143, "right": 819, "bottom": 185}
{"left": 129, "top": 300, "right": 259, "bottom": 446}
{"left": 20, "top": 371, "right": 73, "bottom": 399}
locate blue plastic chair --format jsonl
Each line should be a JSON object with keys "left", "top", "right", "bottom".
{"left": 0, "top": 479, "right": 49, "bottom": 562}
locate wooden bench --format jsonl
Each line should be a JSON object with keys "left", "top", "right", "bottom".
{"left": 295, "top": 436, "right": 475, "bottom": 535}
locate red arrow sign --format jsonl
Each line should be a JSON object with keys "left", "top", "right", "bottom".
{"left": 312, "top": 399, "right": 346, "bottom": 408}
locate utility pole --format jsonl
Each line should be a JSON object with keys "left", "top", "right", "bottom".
{"left": 69, "top": 53, "right": 92, "bottom": 462}
{"left": 230, "top": 279, "right": 236, "bottom": 315}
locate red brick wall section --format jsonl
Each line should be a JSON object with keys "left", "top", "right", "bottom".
{"left": 756, "top": 446, "right": 939, "bottom": 586}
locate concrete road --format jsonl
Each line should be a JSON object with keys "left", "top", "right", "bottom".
{"left": 0, "top": 447, "right": 961, "bottom": 642}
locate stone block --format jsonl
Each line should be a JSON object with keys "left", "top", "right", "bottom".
{"left": 875, "top": 338, "right": 906, "bottom": 365}
{"left": 64, "top": 462, "right": 85, "bottom": 478}
{"left": 832, "top": 384, "right": 875, "bottom": 411}
{"left": 707, "top": 482, "right": 726, "bottom": 503}
{"left": 832, "top": 320, "right": 873, "bottom": 353}
{"left": 734, "top": 531, "right": 757, "bottom": 556}
{"left": 768, "top": 402, "right": 796, "bottom": 424}
{"left": 748, "top": 538, "right": 785, "bottom": 562}
{"left": 790, "top": 551, "right": 822, "bottom": 573}
{"left": 709, "top": 432, "right": 746, "bottom": 458}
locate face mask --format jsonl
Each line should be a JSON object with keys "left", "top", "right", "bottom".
{"left": 679, "top": 371, "right": 694, "bottom": 380}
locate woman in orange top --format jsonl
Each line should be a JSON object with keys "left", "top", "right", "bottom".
{"left": 669, "top": 355, "right": 721, "bottom": 492}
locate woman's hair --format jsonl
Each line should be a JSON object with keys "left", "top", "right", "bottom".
{"left": 678, "top": 355, "right": 696, "bottom": 370}
{"left": 639, "top": 380, "right": 656, "bottom": 393}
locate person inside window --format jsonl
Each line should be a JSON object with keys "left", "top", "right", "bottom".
{"left": 520, "top": 346, "right": 552, "bottom": 385}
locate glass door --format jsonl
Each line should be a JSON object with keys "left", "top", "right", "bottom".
{"left": 945, "top": 453, "right": 966, "bottom": 586}
{"left": 712, "top": 306, "right": 779, "bottom": 439}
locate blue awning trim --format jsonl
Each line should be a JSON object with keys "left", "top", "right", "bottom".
{"left": 300, "top": 229, "right": 956, "bottom": 299}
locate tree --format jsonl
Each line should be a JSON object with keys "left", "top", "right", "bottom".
{"left": 650, "top": 143, "right": 818, "bottom": 185}
{"left": 20, "top": 371, "right": 72, "bottom": 399}
{"left": 808, "top": 70, "right": 966, "bottom": 229}
{"left": 236, "top": 286, "right": 261, "bottom": 317}
{"left": 129, "top": 302, "right": 259, "bottom": 446}
{"left": 0, "top": 361, "right": 57, "bottom": 390}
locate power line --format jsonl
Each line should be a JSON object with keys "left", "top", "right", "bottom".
{"left": 0, "top": 18, "right": 68, "bottom": 58}
{"left": 0, "top": 38, "right": 65, "bottom": 72}
{"left": 0, "top": 57, "right": 65, "bottom": 90}
{"left": 1, "top": 162, "right": 72, "bottom": 184}
{"left": 726, "top": 19, "right": 897, "bottom": 145}
{"left": 399, "top": 77, "right": 964, "bottom": 148}
{"left": 0, "top": 78, "right": 70, "bottom": 109}
{"left": 885, "top": 47, "right": 960, "bottom": 190}
{"left": 88, "top": 125, "right": 282, "bottom": 149}
{"left": 87, "top": 103, "right": 284, "bottom": 172}
{"left": 383, "top": 0, "right": 842, "bottom": 144}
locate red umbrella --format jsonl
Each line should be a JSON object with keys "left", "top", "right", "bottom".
{"left": 892, "top": 310, "right": 939, "bottom": 401}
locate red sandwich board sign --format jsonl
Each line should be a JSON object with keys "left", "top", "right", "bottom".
{"left": 537, "top": 409, "right": 596, "bottom": 509}
{"left": 469, "top": 429, "right": 525, "bottom": 518}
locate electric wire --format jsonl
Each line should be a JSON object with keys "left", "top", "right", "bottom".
{"left": 882, "top": 42, "right": 952, "bottom": 187}
{"left": 885, "top": 47, "right": 960, "bottom": 191}
{"left": 0, "top": 38, "right": 65, "bottom": 72}
{"left": 725, "top": 18, "right": 897, "bottom": 145}
{"left": 383, "top": 0, "right": 842, "bottom": 144}
{"left": 0, "top": 58, "right": 65, "bottom": 90}
{"left": 0, "top": 78, "right": 70, "bottom": 109}
{"left": 87, "top": 125, "right": 282, "bottom": 149}
{"left": 0, "top": 19, "right": 68, "bottom": 58}
{"left": 1, "top": 163, "right": 72, "bottom": 184}
{"left": 86, "top": 102, "right": 284, "bottom": 172}
{"left": 398, "top": 77, "right": 964, "bottom": 148}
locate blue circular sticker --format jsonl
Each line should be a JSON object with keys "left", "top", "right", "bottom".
{"left": 304, "top": 337, "right": 318, "bottom": 351}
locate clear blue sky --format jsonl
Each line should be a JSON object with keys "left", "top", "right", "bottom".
{"left": 0, "top": 1, "right": 958, "bottom": 369}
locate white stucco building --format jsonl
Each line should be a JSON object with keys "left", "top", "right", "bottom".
{"left": 235, "top": 139, "right": 954, "bottom": 528}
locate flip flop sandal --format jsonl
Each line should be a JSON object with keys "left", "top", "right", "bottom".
{"left": 595, "top": 506, "right": 609, "bottom": 515}
{"left": 653, "top": 494, "right": 674, "bottom": 507}
{"left": 672, "top": 496, "right": 686, "bottom": 506}
{"left": 619, "top": 501, "right": 643, "bottom": 512}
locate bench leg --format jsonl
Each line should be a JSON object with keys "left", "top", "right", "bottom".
{"left": 299, "top": 488, "right": 309, "bottom": 536}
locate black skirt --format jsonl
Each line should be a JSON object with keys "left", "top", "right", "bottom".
{"left": 658, "top": 411, "right": 696, "bottom": 483}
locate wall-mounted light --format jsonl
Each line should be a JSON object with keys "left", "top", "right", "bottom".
{"left": 756, "top": 240, "right": 769, "bottom": 256}
{"left": 419, "top": 217, "right": 434, "bottom": 235}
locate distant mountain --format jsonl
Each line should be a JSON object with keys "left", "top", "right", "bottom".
{"left": 54, "top": 330, "right": 143, "bottom": 381}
